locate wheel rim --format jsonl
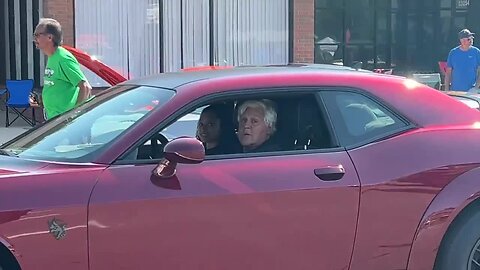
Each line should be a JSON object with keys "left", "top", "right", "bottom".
{"left": 468, "top": 237, "right": 480, "bottom": 270}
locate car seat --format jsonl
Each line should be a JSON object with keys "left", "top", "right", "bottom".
{"left": 294, "top": 98, "right": 333, "bottom": 150}
{"left": 342, "top": 103, "right": 377, "bottom": 137}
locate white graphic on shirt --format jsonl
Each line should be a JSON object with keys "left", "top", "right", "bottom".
{"left": 44, "top": 80, "right": 55, "bottom": 86}
{"left": 45, "top": 68, "right": 54, "bottom": 77}
{"left": 44, "top": 68, "right": 55, "bottom": 86}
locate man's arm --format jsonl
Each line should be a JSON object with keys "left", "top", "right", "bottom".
{"left": 476, "top": 67, "right": 480, "bottom": 88}
{"left": 76, "top": 80, "right": 92, "bottom": 105}
{"left": 445, "top": 67, "right": 452, "bottom": 91}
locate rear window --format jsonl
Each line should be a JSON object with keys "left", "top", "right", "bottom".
{"left": 322, "top": 91, "right": 408, "bottom": 146}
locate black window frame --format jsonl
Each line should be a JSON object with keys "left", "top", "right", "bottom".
{"left": 115, "top": 87, "right": 346, "bottom": 165}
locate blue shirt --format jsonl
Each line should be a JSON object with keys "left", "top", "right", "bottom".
{"left": 447, "top": 46, "right": 480, "bottom": 91}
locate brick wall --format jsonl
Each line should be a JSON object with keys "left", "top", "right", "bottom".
{"left": 43, "top": 0, "right": 75, "bottom": 46}
{"left": 293, "top": 0, "right": 314, "bottom": 63}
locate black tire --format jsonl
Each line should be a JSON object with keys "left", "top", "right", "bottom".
{"left": 434, "top": 210, "right": 480, "bottom": 270}
{"left": 0, "top": 250, "right": 20, "bottom": 270}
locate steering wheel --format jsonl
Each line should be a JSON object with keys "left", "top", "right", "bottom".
{"left": 150, "top": 133, "right": 169, "bottom": 159}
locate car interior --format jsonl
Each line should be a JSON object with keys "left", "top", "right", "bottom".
{"left": 131, "top": 93, "right": 337, "bottom": 161}
{"left": 264, "top": 95, "right": 335, "bottom": 151}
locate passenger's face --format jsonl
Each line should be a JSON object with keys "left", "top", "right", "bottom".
{"left": 197, "top": 111, "right": 221, "bottom": 145}
{"left": 237, "top": 107, "right": 272, "bottom": 151}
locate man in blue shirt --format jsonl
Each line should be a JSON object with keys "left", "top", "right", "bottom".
{"left": 445, "top": 29, "right": 480, "bottom": 92}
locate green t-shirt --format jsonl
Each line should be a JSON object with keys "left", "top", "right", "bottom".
{"left": 43, "top": 46, "right": 87, "bottom": 119}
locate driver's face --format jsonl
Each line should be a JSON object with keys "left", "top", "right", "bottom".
{"left": 237, "top": 107, "right": 271, "bottom": 151}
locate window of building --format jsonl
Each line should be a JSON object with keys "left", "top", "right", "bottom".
{"left": 75, "top": 0, "right": 288, "bottom": 86}
{"left": 75, "top": 0, "right": 161, "bottom": 87}
{"left": 315, "top": 0, "right": 387, "bottom": 69}
{"left": 314, "top": 0, "right": 480, "bottom": 75}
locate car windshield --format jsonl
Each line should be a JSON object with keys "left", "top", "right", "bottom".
{"left": 1, "top": 85, "right": 175, "bottom": 162}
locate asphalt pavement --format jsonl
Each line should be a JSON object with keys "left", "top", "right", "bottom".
{"left": 0, "top": 109, "right": 31, "bottom": 145}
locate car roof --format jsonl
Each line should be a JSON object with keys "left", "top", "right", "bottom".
{"left": 116, "top": 65, "right": 480, "bottom": 128}
{"left": 120, "top": 64, "right": 375, "bottom": 89}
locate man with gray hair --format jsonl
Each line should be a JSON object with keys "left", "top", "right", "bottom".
{"left": 31, "top": 18, "right": 91, "bottom": 119}
{"left": 237, "top": 99, "right": 280, "bottom": 153}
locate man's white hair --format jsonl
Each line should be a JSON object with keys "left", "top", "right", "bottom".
{"left": 237, "top": 99, "right": 277, "bottom": 133}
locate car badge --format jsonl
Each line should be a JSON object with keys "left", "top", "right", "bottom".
{"left": 48, "top": 218, "right": 67, "bottom": 240}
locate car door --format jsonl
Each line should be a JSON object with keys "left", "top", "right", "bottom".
{"left": 320, "top": 89, "right": 421, "bottom": 269}
{"left": 88, "top": 91, "right": 360, "bottom": 270}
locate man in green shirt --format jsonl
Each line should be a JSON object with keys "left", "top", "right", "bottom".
{"left": 31, "top": 18, "right": 91, "bottom": 119}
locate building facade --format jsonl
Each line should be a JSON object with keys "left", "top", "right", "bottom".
{"left": 314, "top": 0, "right": 479, "bottom": 76}
{"left": 0, "top": 0, "right": 477, "bottom": 87}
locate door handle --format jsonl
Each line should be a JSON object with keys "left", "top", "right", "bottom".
{"left": 314, "top": 165, "right": 345, "bottom": 181}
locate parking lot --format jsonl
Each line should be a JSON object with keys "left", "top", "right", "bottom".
{"left": 0, "top": 109, "right": 30, "bottom": 145}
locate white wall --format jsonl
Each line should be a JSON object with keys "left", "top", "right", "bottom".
{"left": 75, "top": 0, "right": 160, "bottom": 86}
{"left": 75, "top": 0, "right": 288, "bottom": 85}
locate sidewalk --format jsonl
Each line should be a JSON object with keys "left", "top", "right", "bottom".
{"left": 0, "top": 110, "right": 32, "bottom": 145}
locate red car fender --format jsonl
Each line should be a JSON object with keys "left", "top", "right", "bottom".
{"left": 408, "top": 165, "right": 480, "bottom": 269}
{"left": 63, "top": 45, "right": 127, "bottom": 86}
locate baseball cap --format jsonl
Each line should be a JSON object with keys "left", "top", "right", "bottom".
{"left": 459, "top": 29, "right": 475, "bottom": 39}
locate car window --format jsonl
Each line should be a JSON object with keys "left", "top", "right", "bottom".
{"left": 124, "top": 93, "right": 337, "bottom": 162}
{"left": 161, "top": 107, "right": 203, "bottom": 140}
{"left": 322, "top": 91, "right": 408, "bottom": 146}
{"left": 2, "top": 85, "right": 175, "bottom": 162}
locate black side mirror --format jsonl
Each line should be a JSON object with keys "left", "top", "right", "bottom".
{"left": 152, "top": 137, "right": 205, "bottom": 178}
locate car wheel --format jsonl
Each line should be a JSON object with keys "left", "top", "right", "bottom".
{"left": 434, "top": 210, "right": 480, "bottom": 270}
{"left": 0, "top": 245, "right": 20, "bottom": 270}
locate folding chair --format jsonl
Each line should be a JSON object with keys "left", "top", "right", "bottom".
{"left": 0, "top": 88, "right": 6, "bottom": 107}
{"left": 5, "top": 79, "right": 36, "bottom": 127}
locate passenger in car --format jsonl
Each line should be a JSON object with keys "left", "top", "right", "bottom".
{"left": 196, "top": 104, "right": 241, "bottom": 155}
{"left": 237, "top": 99, "right": 280, "bottom": 153}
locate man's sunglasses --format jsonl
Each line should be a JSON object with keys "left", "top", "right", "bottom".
{"left": 33, "top": 32, "right": 49, "bottom": 38}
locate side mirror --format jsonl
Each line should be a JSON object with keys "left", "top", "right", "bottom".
{"left": 152, "top": 137, "right": 205, "bottom": 178}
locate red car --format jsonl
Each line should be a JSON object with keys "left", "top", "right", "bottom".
{"left": 1, "top": 50, "right": 480, "bottom": 270}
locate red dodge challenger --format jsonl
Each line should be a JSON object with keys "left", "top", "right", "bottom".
{"left": 1, "top": 47, "right": 480, "bottom": 270}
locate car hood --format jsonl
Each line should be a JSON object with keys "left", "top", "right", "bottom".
{"left": 0, "top": 156, "right": 49, "bottom": 175}
{"left": 63, "top": 45, "right": 127, "bottom": 86}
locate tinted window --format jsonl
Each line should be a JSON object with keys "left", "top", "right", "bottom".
{"left": 125, "top": 93, "right": 337, "bottom": 162}
{"left": 322, "top": 90, "right": 407, "bottom": 146}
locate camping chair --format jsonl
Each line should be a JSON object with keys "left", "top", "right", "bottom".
{"left": 0, "top": 88, "right": 6, "bottom": 107}
{"left": 5, "top": 79, "right": 36, "bottom": 127}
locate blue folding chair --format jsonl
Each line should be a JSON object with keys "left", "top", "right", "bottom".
{"left": 5, "top": 79, "right": 36, "bottom": 127}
